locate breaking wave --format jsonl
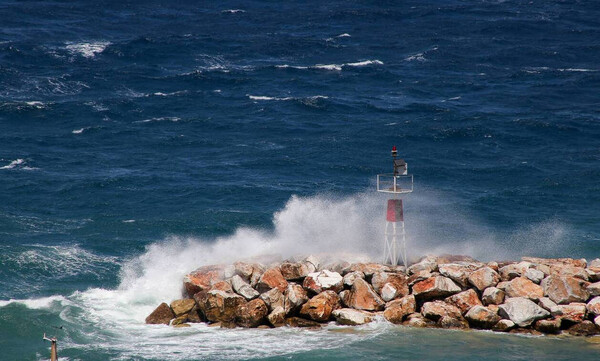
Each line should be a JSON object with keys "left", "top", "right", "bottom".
{"left": 276, "top": 59, "right": 383, "bottom": 71}
{"left": 65, "top": 41, "right": 111, "bottom": 58}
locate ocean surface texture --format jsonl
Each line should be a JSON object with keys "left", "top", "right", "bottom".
{"left": 1, "top": 1, "right": 599, "bottom": 360}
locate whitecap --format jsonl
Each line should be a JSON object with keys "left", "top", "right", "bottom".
{"left": 152, "top": 90, "right": 188, "bottom": 97}
{"left": 135, "top": 117, "right": 181, "bottom": 123}
{"left": 0, "top": 159, "right": 25, "bottom": 169}
{"left": 122, "top": 220, "right": 136, "bottom": 223}
{"left": 313, "top": 64, "right": 343, "bottom": 71}
{"left": 72, "top": 128, "right": 86, "bottom": 134}
{"left": 0, "top": 295, "right": 69, "bottom": 309}
{"left": 221, "top": 9, "right": 245, "bottom": 13}
{"left": 247, "top": 95, "right": 328, "bottom": 102}
{"left": 557, "top": 68, "right": 597, "bottom": 72}
{"left": 65, "top": 41, "right": 111, "bottom": 58}
{"left": 336, "top": 33, "right": 351, "bottom": 38}
{"left": 277, "top": 60, "right": 383, "bottom": 72}
{"left": 24, "top": 101, "right": 46, "bottom": 108}
{"left": 405, "top": 52, "right": 426, "bottom": 62}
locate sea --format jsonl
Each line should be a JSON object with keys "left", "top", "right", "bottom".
{"left": 1, "top": 0, "right": 599, "bottom": 360}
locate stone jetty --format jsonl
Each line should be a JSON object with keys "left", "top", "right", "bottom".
{"left": 145, "top": 254, "right": 600, "bottom": 336}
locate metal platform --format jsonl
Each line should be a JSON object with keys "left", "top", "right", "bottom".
{"left": 376, "top": 174, "right": 413, "bottom": 194}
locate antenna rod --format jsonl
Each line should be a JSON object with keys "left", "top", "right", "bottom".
{"left": 43, "top": 334, "right": 58, "bottom": 361}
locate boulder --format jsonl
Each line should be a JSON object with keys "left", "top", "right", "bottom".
{"left": 482, "top": 287, "right": 505, "bottom": 305}
{"left": 346, "top": 278, "right": 385, "bottom": 311}
{"left": 465, "top": 305, "right": 501, "bottom": 328}
{"left": 235, "top": 298, "right": 268, "bottom": 328}
{"left": 498, "top": 297, "right": 550, "bottom": 327}
{"left": 587, "top": 296, "right": 600, "bottom": 316}
{"left": 194, "top": 290, "right": 247, "bottom": 323}
{"left": 285, "top": 317, "right": 322, "bottom": 328}
{"left": 594, "top": 315, "right": 600, "bottom": 328}
{"left": 412, "top": 276, "right": 462, "bottom": 300}
{"left": 587, "top": 281, "right": 600, "bottom": 296}
{"left": 503, "top": 277, "right": 544, "bottom": 300}
{"left": 232, "top": 275, "right": 260, "bottom": 300}
{"left": 349, "top": 263, "right": 391, "bottom": 277}
{"left": 566, "top": 321, "right": 599, "bottom": 336}
{"left": 467, "top": 267, "right": 500, "bottom": 291}
{"left": 145, "top": 302, "right": 175, "bottom": 325}
{"left": 524, "top": 269, "right": 545, "bottom": 284}
{"left": 256, "top": 267, "right": 288, "bottom": 293}
{"left": 343, "top": 271, "right": 364, "bottom": 287}
{"left": 522, "top": 257, "right": 587, "bottom": 269}
{"left": 183, "top": 265, "right": 225, "bottom": 297}
{"left": 299, "top": 290, "right": 341, "bottom": 322}
{"left": 339, "top": 290, "right": 350, "bottom": 307}
{"left": 170, "top": 299, "right": 196, "bottom": 317}
{"left": 587, "top": 268, "right": 600, "bottom": 283}
{"left": 591, "top": 259, "right": 600, "bottom": 268}
{"left": 383, "top": 295, "right": 416, "bottom": 324}
{"left": 332, "top": 308, "right": 375, "bottom": 326}
{"left": 267, "top": 306, "right": 286, "bottom": 327}
{"left": 280, "top": 262, "right": 311, "bottom": 281}
{"left": 259, "top": 288, "right": 285, "bottom": 312}
{"left": 170, "top": 315, "right": 188, "bottom": 326}
{"left": 492, "top": 319, "right": 515, "bottom": 332}
{"left": 445, "top": 289, "right": 482, "bottom": 315}
{"left": 408, "top": 270, "right": 434, "bottom": 286}
{"left": 438, "top": 263, "right": 479, "bottom": 288}
{"left": 373, "top": 273, "right": 408, "bottom": 301}
{"left": 439, "top": 315, "right": 469, "bottom": 329}
{"left": 556, "top": 303, "right": 587, "bottom": 323}
{"left": 421, "top": 300, "right": 463, "bottom": 322}
{"left": 541, "top": 276, "right": 590, "bottom": 304}
{"left": 538, "top": 297, "right": 561, "bottom": 315}
{"left": 249, "top": 264, "right": 266, "bottom": 288}
{"left": 550, "top": 265, "right": 588, "bottom": 281}
{"left": 303, "top": 270, "right": 343, "bottom": 294}
{"left": 186, "top": 304, "right": 204, "bottom": 323}
{"left": 407, "top": 256, "right": 438, "bottom": 274}
{"left": 534, "top": 318, "right": 562, "bottom": 334}
{"left": 210, "top": 280, "right": 233, "bottom": 293}
{"left": 233, "top": 261, "right": 255, "bottom": 280}
{"left": 403, "top": 313, "right": 433, "bottom": 328}
{"left": 285, "top": 283, "right": 309, "bottom": 311}
{"left": 173, "top": 323, "right": 191, "bottom": 328}
{"left": 499, "top": 262, "right": 531, "bottom": 281}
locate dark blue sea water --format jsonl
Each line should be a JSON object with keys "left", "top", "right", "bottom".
{"left": 1, "top": 1, "right": 599, "bottom": 360}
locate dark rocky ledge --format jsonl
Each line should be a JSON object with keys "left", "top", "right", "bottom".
{"left": 145, "top": 254, "right": 600, "bottom": 336}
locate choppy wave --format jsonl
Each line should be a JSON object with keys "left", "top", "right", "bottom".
{"left": 0, "top": 158, "right": 37, "bottom": 170}
{"left": 0, "top": 295, "right": 69, "bottom": 309}
{"left": 135, "top": 116, "right": 181, "bottom": 123}
{"left": 248, "top": 95, "right": 328, "bottom": 101}
{"left": 65, "top": 41, "right": 111, "bottom": 58}
{"left": 221, "top": 9, "right": 245, "bottom": 13}
{"left": 152, "top": 90, "right": 188, "bottom": 97}
{"left": 276, "top": 59, "right": 383, "bottom": 71}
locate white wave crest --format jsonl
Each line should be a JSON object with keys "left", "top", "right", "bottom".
{"left": 0, "top": 295, "right": 69, "bottom": 309}
{"left": 152, "top": 90, "right": 188, "bottom": 97}
{"left": 248, "top": 95, "right": 328, "bottom": 101}
{"left": 0, "top": 159, "right": 25, "bottom": 169}
{"left": 135, "top": 116, "right": 181, "bottom": 123}
{"left": 65, "top": 41, "right": 110, "bottom": 58}
{"left": 277, "top": 60, "right": 383, "bottom": 72}
{"left": 221, "top": 9, "right": 245, "bottom": 13}
{"left": 405, "top": 52, "right": 426, "bottom": 62}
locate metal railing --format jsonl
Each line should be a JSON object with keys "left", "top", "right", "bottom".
{"left": 376, "top": 174, "right": 413, "bottom": 194}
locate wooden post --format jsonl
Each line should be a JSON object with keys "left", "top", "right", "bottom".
{"left": 43, "top": 334, "right": 58, "bottom": 361}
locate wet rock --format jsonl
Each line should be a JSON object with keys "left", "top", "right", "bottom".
{"left": 412, "top": 276, "right": 462, "bottom": 300}
{"left": 524, "top": 269, "right": 545, "bottom": 284}
{"left": 285, "top": 283, "right": 309, "bottom": 311}
{"left": 503, "top": 277, "right": 544, "bottom": 300}
{"left": 303, "top": 270, "right": 343, "bottom": 294}
{"left": 482, "top": 287, "right": 505, "bottom": 305}
{"left": 566, "top": 321, "right": 599, "bottom": 336}
{"left": 587, "top": 296, "right": 600, "bottom": 316}
{"left": 346, "top": 278, "right": 385, "bottom": 311}
{"left": 256, "top": 267, "right": 288, "bottom": 293}
{"left": 439, "top": 315, "right": 469, "bottom": 329}
{"left": 186, "top": 304, "right": 204, "bottom": 323}
{"left": 332, "top": 308, "right": 375, "bottom": 326}
{"left": 492, "top": 319, "right": 515, "bottom": 332}
{"left": 534, "top": 317, "right": 562, "bottom": 334}
{"left": 542, "top": 275, "right": 590, "bottom": 304}
{"left": 421, "top": 300, "right": 463, "bottom": 322}
{"left": 170, "top": 315, "right": 188, "bottom": 326}
{"left": 467, "top": 267, "right": 500, "bottom": 291}
{"left": 170, "top": 299, "right": 196, "bottom": 317}
{"left": 556, "top": 303, "right": 587, "bottom": 323}
{"left": 465, "top": 305, "right": 501, "bottom": 328}
{"left": 285, "top": 317, "right": 322, "bottom": 328}
{"left": 231, "top": 275, "right": 260, "bottom": 300}
{"left": 438, "top": 263, "right": 480, "bottom": 288}
{"left": 183, "top": 265, "right": 225, "bottom": 297}
{"left": 383, "top": 294, "right": 416, "bottom": 324}
{"left": 445, "top": 289, "right": 483, "bottom": 315}
{"left": 235, "top": 298, "right": 268, "bottom": 328}
{"left": 594, "top": 315, "right": 600, "bottom": 328}
{"left": 145, "top": 302, "right": 175, "bottom": 325}
{"left": 173, "top": 323, "right": 191, "bottom": 328}
{"left": 299, "top": 290, "right": 341, "bottom": 322}
{"left": 343, "top": 271, "right": 364, "bottom": 288}
{"left": 259, "top": 287, "right": 285, "bottom": 312}
{"left": 194, "top": 290, "right": 247, "bottom": 323}
{"left": 267, "top": 306, "right": 286, "bottom": 327}
{"left": 403, "top": 313, "right": 433, "bottom": 328}
{"left": 498, "top": 297, "right": 550, "bottom": 327}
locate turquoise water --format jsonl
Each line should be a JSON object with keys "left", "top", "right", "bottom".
{"left": 1, "top": 0, "right": 599, "bottom": 359}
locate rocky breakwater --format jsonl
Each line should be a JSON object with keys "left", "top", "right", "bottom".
{"left": 146, "top": 255, "right": 600, "bottom": 336}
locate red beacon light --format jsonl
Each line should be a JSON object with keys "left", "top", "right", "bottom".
{"left": 391, "top": 146, "right": 398, "bottom": 158}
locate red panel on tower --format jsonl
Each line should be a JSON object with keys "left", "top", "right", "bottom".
{"left": 386, "top": 199, "right": 403, "bottom": 222}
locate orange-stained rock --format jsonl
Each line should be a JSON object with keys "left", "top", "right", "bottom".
{"left": 145, "top": 302, "right": 175, "bottom": 325}
{"left": 556, "top": 303, "right": 587, "bottom": 323}
{"left": 566, "top": 321, "right": 599, "bottom": 336}
{"left": 256, "top": 267, "right": 288, "bottom": 293}
{"left": 285, "top": 317, "right": 322, "bottom": 328}
{"left": 183, "top": 265, "right": 225, "bottom": 298}
{"left": 299, "top": 290, "right": 341, "bottom": 322}
{"left": 587, "top": 296, "right": 600, "bottom": 316}
{"left": 549, "top": 265, "right": 588, "bottom": 281}
{"left": 438, "top": 263, "right": 481, "bottom": 288}
{"left": 194, "top": 290, "right": 247, "bottom": 323}
{"left": 259, "top": 287, "right": 285, "bottom": 312}
{"left": 267, "top": 306, "right": 286, "bottom": 327}
{"left": 280, "top": 262, "right": 312, "bottom": 281}
{"left": 211, "top": 280, "right": 233, "bottom": 293}
{"left": 499, "top": 262, "right": 531, "bottom": 281}
{"left": 170, "top": 299, "right": 196, "bottom": 317}
{"left": 465, "top": 305, "right": 500, "bottom": 329}
{"left": 303, "top": 270, "right": 343, "bottom": 294}
{"left": 235, "top": 298, "right": 268, "bottom": 328}
{"left": 285, "top": 283, "right": 309, "bottom": 311}
{"left": 534, "top": 317, "right": 562, "bottom": 334}
{"left": 521, "top": 257, "right": 587, "bottom": 269}
{"left": 482, "top": 287, "right": 505, "bottom": 305}
{"left": 421, "top": 300, "right": 463, "bottom": 321}
{"left": 412, "top": 276, "right": 461, "bottom": 300}
{"left": 542, "top": 276, "right": 590, "bottom": 304}
{"left": 467, "top": 267, "right": 500, "bottom": 291}
{"left": 503, "top": 277, "right": 543, "bottom": 300}
{"left": 233, "top": 261, "right": 255, "bottom": 280}
{"left": 445, "top": 289, "right": 482, "bottom": 315}
{"left": 373, "top": 272, "right": 409, "bottom": 301}
{"left": 383, "top": 294, "right": 416, "bottom": 324}
{"left": 346, "top": 278, "right": 385, "bottom": 311}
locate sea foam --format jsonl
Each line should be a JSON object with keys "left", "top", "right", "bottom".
{"left": 65, "top": 41, "right": 111, "bottom": 58}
